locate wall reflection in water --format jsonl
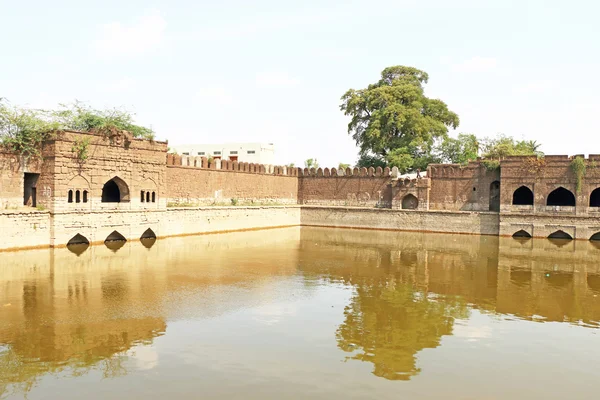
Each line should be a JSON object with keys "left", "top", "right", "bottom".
{"left": 0, "top": 228, "right": 301, "bottom": 397}
{"left": 297, "top": 228, "right": 600, "bottom": 380}
{"left": 2, "top": 226, "right": 600, "bottom": 396}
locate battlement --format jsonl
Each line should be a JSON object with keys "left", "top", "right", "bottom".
{"left": 167, "top": 153, "right": 298, "bottom": 176}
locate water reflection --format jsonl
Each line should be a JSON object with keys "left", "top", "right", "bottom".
{"left": 0, "top": 228, "right": 301, "bottom": 397}
{"left": 2, "top": 227, "right": 600, "bottom": 397}
{"left": 298, "top": 228, "right": 600, "bottom": 380}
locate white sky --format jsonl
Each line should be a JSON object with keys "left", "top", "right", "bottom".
{"left": 1, "top": 0, "right": 599, "bottom": 167}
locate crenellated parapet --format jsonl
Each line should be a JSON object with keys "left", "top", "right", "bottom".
{"left": 298, "top": 166, "right": 392, "bottom": 177}
{"left": 166, "top": 153, "right": 297, "bottom": 176}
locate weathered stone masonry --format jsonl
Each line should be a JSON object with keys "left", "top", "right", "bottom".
{"left": 1, "top": 130, "right": 600, "bottom": 251}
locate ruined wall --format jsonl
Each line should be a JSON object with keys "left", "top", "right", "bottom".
{"left": 499, "top": 155, "right": 600, "bottom": 216}
{"left": 42, "top": 130, "right": 168, "bottom": 213}
{"left": 0, "top": 151, "right": 43, "bottom": 210}
{"left": 427, "top": 162, "right": 500, "bottom": 211}
{"left": 298, "top": 166, "right": 392, "bottom": 207}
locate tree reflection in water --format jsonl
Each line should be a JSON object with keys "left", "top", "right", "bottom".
{"left": 336, "top": 280, "right": 468, "bottom": 380}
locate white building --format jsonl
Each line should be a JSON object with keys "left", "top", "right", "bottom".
{"left": 171, "top": 143, "right": 275, "bottom": 165}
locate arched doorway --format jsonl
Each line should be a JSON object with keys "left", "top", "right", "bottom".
{"left": 401, "top": 194, "right": 418, "bottom": 210}
{"left": 101, "top": 177, "right": 130, "bottom": 203}
{"left": 512, "top": 186, "right": 533, "bottom": 205}
{"left": 590, "top": 188, "right": 600, "bottom": 207}
{"left": 489, "top": 181, "right": 500, "bottom": 211}
{"left": 546, "top": 187, "right": 575, "bottom": 206}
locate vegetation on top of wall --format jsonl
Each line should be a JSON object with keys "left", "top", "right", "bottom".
{"left": 571, "top": 156, "right": 586, "bottom": 194}
{"left": 71, "top": 136, "right": 91, "bottom": 163}
{"left": 53, "top": 102, "right": 154, "bottom": 140}
{"left": 481, "top": 160, "right": 500, "bottom": 171}
{"left": 0, "top": 98, "right": 155, "bottom": 157}
{"left": 0, "top": 98, "right": 61, "bottom": 157}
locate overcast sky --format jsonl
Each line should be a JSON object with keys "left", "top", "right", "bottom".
{"left": 1, "top": 0, "right": 599, "bottom": 166}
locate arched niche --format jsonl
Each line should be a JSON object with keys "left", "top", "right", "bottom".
{"left": 512, "top": 186, "right": 534, "bottom": 205}
{"left": 546, "top": 187, "right": 575, "bottom": 207}
{"left": 101, "top": 176, "right": 130, "bottom": 203}
{"left": 401, "top": 194, "right": 418, "bottom": 210}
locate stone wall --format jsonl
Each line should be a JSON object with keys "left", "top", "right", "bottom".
{"left": 300, "top": 206, "right": 501, "bottom": 236}
{"left": 499, "top": 212, "right": 600, "bottom": 240}
{"left": 427, "top": 162, "right": 500, "bottom": 211}
{"left": 0, "top": 151, "right": 43, "bottom": 210}
{"left": 0, "top": 210, "right": 51, "bottom": 251}
{"left": 166, "top": 166, "right": 298, "bottom": 205}
{"left": 298, "top": 167, "right": 392, "bottom": 207}
{"left": 42, "top": 130, "right": 168, "bottom": 213}
{"left": 499, "top": 155, "right": 600, "bottom": 216}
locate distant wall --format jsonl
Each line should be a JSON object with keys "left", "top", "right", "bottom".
{"left": 298, "top": 166, "right": 392, "bottom": 207}
{"left": 166, "top": 166, "right": 298, "bottom": 204}
{"left": 301, "top": 206, "right": 501, "bottom": 236}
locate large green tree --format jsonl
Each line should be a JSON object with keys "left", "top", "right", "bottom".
{"left": 340, "top": 66, "right": 459, "bottom": 173}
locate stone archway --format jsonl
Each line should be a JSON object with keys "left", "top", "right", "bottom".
{"left": 401, "top": 194, "right": 418, "bottom": 210}
{"left": 547, "top": 187, "right": 575, "bottom": 207}
{"left": 590, "top": 188, "right": 600, "bottom": 207}
{"left": 101, "top": 176, "right": 130, "bottom": 203}
{"left": 512, "top": 186, "right": 534, "bottom": 205}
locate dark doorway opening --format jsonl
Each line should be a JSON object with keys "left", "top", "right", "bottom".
{"left": 24, "top": 173, "right": 40, "bottom": 207}
{"left": 489, "top": 181, "right": 500, "bottom": 211}
{"left": 590, "top": 188, "right": 600, "bottom": 207}
{"left": 512, "top": 186, "right": 534, "bottom": 205}
{"left": 102, "top": 180, "right": 120, "bottom": 202}
{"left": 101, "top": 177, "right": 129, "bottom": 203}
{"left": 546, "top": 187, "right": 575, "bottom": 206}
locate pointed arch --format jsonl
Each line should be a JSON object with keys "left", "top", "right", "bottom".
{"left": 401, "top": 194, "right": 418, "bottom": 210}
{"left": 546, "top": 187, "right": 575, "bottom": 206}
{"left": 67, "top": 234, "right": 90, "bottom": 256}
{"left": 140, "top": 228, "right": 157, "bottom": 239}
{"left": 101, "top": 176, "right": 130, "bottom": 203}
{"left": 512, "top": 186, "right": 534, "bottom": 205}
{"left": 548, "top": 230, "right": 573, "bottom": 240}
{"left": 512, "top": 230, "right": 532, "bottom": 238}
{"left": 590, "top": 232, "right": 600, "bottom": 241}
{"left": 105, "top": 230, "right": 126, "bottom": 242}
{"left": 590, "top": 188, "right": 600, "bottom": 207}
{"left": 67, "top": 233, "right": 90, "bottom": 246}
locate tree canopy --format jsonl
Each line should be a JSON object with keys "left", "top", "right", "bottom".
{"left": 341, "top": 66, "right": 459, "bottom": 172}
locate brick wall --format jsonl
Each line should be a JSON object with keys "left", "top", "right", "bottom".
{"left": 298, "top": 166, "right": 392, "bottom": 207}
{"left": 499, "top": 155, "right": 600, "bottom": 216}
{"left": 44, "top": 130, "right": 168, "bottom": 213}
{"left": 428, "top": 162, "right": 500, "bottom": 211}
{"left": 166, "top": 166, "right": 298, "bottom": 205}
